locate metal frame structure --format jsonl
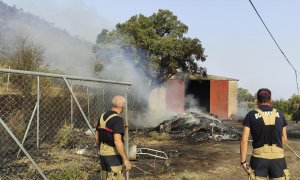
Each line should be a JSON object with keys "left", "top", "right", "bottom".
{"left": 136, "top": 148, "right": 169, "bottom": 160}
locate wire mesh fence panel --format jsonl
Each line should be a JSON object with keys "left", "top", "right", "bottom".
{"left": 0, "top": 69, "right": 130, "bottom": 179}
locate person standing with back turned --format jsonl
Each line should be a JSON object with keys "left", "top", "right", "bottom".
{"left": 240, "top": 88, "right": 290, "bottom": 179}
{"left": 95, "top": 95, "right": 131, "bottom": 180}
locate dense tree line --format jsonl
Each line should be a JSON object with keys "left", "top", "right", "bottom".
{"left": 238, "top": 87, "right": 300, "bottom": 121}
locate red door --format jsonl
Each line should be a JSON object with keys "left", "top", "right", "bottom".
{"left": 210, "top": 80, "right": 228, "bottom": 119}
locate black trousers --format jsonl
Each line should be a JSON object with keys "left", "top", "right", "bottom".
{"left": 100, "top": 155, "right": 123, "bottom": 172}
{"left": 250, "top": 156, "right": 287, "bottom": 178}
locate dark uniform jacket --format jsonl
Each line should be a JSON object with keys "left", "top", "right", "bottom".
{"left": 243, "top": 105, "right": 288, "bottom": 149}
{"left": 96, "top": 111, "right": 124, "bottom": 147}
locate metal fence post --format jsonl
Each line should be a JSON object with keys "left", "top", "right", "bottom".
{"left": 63, "top": 77, "right": 95, "bottom": 136}
{"left": 71, "top": 83, "right": 73, "bottom": 125}
{"left": 37, "top": 76, "right": 40, "bottom": 148}
{"left": 87, "top": 87, "right": 90, "bottom": 122}
{"left": 6, "top": 66, "right": 10, "bottom": 92}
{"left": 0, "top": 117, "right": 48, "bottom": 180}
{"left": 17, "top": 103, "right": 38, "bottom": 157}
{"left": 125, "top": 87, "right": 130, "bottom": 180}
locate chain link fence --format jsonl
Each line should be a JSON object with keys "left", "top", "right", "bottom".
{"left": 0, "top": 68, "right": 131, "bottom": 179}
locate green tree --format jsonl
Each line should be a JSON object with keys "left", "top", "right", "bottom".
{"left": 10, "top": 37, "right": 44, "bottom": 71}
{"left": 238, "top": 88, "right": 255, "bottom": 102}
{"left": 272, "top": 99, "right": 291, "bottom": 120}
{"left": 94, "top": 9, "right": 207, "bottom": 86}
{"left": 9, "top": 37, "right": 46, "bottom": 95}
{"left": 287, "top": 95, "right": 300, "bottom": 121}
{"left": 272, "top": 99, "right": 289, "bottom": 113}
{"left": 238, "top": 87, "right": 255, "bottom": 109}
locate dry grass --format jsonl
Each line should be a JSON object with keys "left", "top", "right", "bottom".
{"left": 148, "top": 132, "right": 171, "bottom": 141}
{"left": 7, "top": 110, "right": 26, "bottom": 139}
{"left": 38, "top": 148, "right": 99, "bottom": 179}
{"left": 160, "top": 171, "right": 208, "bottom": 180}
{"left": 10, "top": 144, "right": 100, "bottom": 180}
{"left": 132, "top": 132, "right": 174, "bottom": 146}
{"left": 131, "top": 170, "right": 208, "bottom": 180}
{"left": 0, "top": 83, "right": 19, "bottom": 94}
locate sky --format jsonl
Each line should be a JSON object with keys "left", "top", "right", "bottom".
{"left": 2, "top": 0, "right": 300, "bottom": 100}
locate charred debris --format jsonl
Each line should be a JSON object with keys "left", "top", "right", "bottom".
{"left": 146, "top": 112, "right": 242, "bottom": 143}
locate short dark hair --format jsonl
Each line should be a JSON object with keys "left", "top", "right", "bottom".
{"left": 256, "top": 88, "right": 271, "bottom": 103}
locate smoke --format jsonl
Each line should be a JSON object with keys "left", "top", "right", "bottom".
{"left": 185, "top": 94, "right": 206, "bottom": 114}
{"left": 1, "top": 0, "right": 111, "bottom": 42}
{"left": 0, "top": 2, "right": 172, "bottom": 127}
{"left": 131, "top": 88, "right": 210, "bottom": 128}
{"left": 133, "top": 109, "right": 176, "bottom": 128}
{"left": 0, "top": 1, "right": 95, "bottom": 76}
{"left": 132, "top": 93, "right": 218, "bottom": 128}
{"left": 94, "top": 40, "right": 151, "bottom": 102}
{"left": 237, "top": 101, "right": 251, "bottom": 120}
{"left": 94, "top": 39, "right": 163, "bottom": 127}
{"left": 94, "top": 39, "right": 196, "bottom": 128}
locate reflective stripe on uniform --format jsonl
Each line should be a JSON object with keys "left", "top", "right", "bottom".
{"left": 252, "top": 144, "right": 284, "bottom": 159}
{"left": 255, "top": 108, "right": 277, "bottom": 125}
{"left": 99, "top": 113, "right": 119, "bottom": 133}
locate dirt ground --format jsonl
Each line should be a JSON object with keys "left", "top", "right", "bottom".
{"left": 1, "top": 120, "right": 299, "bottom": 179}
{"left": 130, "top": 121, "right": 300, "bottom": 180}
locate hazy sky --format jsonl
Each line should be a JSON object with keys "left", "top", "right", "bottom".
{"left": 2, "top": 0, "right": 300, "bottom": 100}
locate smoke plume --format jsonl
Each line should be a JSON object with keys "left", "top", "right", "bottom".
{"left": 0, "top": 2, "right": 95, "bottom": 76}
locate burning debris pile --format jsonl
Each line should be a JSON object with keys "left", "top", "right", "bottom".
{"left": 153, "top": 112, "right": 241, "bottom": 142}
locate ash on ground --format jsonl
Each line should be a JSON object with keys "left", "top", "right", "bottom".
{"left": 152, "top": 112, "right": 241, "bottom": 142}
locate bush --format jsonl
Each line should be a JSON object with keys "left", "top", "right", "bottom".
{"left": 55, "top": 123, "right": 75, "bottom": 148}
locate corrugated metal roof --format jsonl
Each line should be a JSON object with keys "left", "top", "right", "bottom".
{"left": 170, "top": 74, "right": 239, "bottom": 81}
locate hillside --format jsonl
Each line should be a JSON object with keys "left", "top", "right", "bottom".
{"left": 0, "top": 1, "right": 95, "bottom": 76}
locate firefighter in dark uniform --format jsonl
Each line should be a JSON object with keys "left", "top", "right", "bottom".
{"left": 240, "top": 88, "right": 290, "bottom": 179}
{"left": 95, "top": 95, "right": 131, "bottom": 180}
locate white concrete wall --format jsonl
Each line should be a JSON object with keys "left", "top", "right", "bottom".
{"left": 149, "top": 86, "right": 166, "bottom": 112}
{"left": 228, "top": 81, "right": 238, "bottom": 119}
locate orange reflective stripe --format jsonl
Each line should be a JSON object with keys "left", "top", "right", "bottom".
{"left": 105, "top": 127, "right": 113, "bottom": 133}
